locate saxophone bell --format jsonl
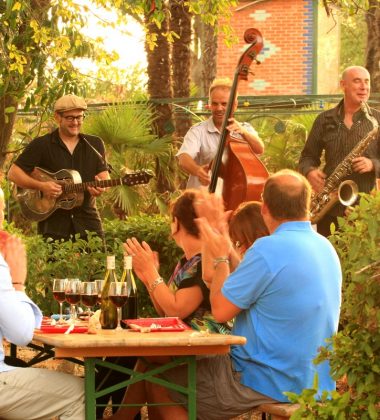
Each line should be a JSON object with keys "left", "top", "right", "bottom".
{"left": 338, "top": 180, "right": 359, "bottom": 207}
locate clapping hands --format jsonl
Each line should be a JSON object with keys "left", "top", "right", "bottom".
{"left": 123, "top": 238, "right": 159, "bottom": 287}
{"left": 1, "top": 233, "right": 27, "bottom": 287}
{"left": 194, "top": 193, "right": 232, "bottom": 260}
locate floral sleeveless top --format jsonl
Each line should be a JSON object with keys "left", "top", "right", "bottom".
{"left": 167, "top": 253, "right": 231, "bottom": 334}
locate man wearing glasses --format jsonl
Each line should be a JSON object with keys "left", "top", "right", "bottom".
{"left": 8, "top": 94, "right": 109, "bottom": 242}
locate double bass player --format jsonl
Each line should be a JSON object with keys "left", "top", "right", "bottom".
{"left": 176, "top": 77, "right": 264, "bottom": 189}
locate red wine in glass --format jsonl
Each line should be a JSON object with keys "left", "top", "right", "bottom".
{"left": 52, "top": 279, "right": 67, "bottom": 324}
{"left": 65, "top": 293, "right": 81, "bottom": 305}
{"left": 109, "top": 295, "right": 128, "bottom": 307}
{"left": 109, "top": 282, "right": 128, "bottom": 330}
{"left": 81, "top": 294, "right": 98, "bottom": 307}
{"left": 80, "top": 281, "right": 99, "bottom": 317}
{"left": 53, "top": 291, "right": 66, "bottom": 303}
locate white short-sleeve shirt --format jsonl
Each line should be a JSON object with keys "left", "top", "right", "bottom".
{"left": 176, "top": 118, "right": 257, "bottom": 189}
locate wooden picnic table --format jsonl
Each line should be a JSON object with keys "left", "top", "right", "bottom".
{"left": 33, "top": 328, "right": 246, "bottom": 419}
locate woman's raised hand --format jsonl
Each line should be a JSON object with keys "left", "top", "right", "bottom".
{"left": 123, "top": 238, "right": 159, "bottom": 285}
{"left": 194, "top": 192, "right": 232, "bottom": 260}
{"left": 193, "top": 191, "right": 231, "bottom": 233}
{"left": 2, "top": 234, "right": 27, "bottom": 286}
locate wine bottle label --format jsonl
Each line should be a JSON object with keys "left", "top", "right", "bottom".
{"left": 106, "top": 255, "right": 116, "bottom": 270}
{"left": 124, "top": 255, "right": 132, "bottom": 270}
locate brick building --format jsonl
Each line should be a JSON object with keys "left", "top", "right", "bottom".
{"left": 216, "top": 0, "right": 340, "bottom": 95}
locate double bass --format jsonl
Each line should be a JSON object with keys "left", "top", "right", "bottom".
{"left": 209, "top": 28, "right": 269, "bottom": 210}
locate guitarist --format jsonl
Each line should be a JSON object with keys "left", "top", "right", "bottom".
{"left": 8, "top": 94, "right": 110, "bottom": 242}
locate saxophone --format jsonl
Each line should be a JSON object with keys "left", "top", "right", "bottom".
{"left": 310, "top": 102, "right": 379, "bottom": 224}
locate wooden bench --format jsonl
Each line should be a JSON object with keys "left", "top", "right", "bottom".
{"left": 255, "top": 403, "right": 300, "bottom": 419}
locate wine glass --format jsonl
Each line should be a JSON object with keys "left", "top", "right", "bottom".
{"left": 80, "top": 282, "right": 98, "bottom": 318}
{"left": 109, "top": 282, "right": 128, "bottom": 330}
{"left": 65, "top": 278, "right": 82, "bottom": 323}
{"left": 52, "top": 278, "right": 67, "bottom": 324}
{"left": 95, "top": 279, "right": 104, "bottom": 306}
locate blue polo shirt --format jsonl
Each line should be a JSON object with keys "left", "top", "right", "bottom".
{"left": 222, "top": 221, "right": 341, "bottom": 402}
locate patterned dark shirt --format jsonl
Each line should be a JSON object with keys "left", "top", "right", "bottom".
{"left": 299, "top": 100, "right": 380, "bottom": 194}
{"left": 168, "top": 254, "right": 231, "bottom": 334}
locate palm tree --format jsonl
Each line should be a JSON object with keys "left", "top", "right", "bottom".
{"left": 192, "top": 15, "right": 218, "bottom": 96}
{"left": 366, "top": 1, "right": 380, "bottom": 91}
{"left": 170, "top": 0, "right": 193, "bottom": 138}
{"left": 83, "top": 102, "right": 173, "bottom": 217}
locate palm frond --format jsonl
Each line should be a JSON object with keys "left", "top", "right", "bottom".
{"left": 82, "top": 101, "right": 174, "bottom": 215}
{"left": 84, "top": 102, "right": 161, "bottom": 149}
{"left": 104, "top": 185, "right": 142, "bottom": 215}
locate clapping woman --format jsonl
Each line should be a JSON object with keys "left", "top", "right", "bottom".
{"left": 109, "top": 189, "right": 228, "bottom": 420}
{"left": 124, "top": 189, "right": 228, "bottom": 332}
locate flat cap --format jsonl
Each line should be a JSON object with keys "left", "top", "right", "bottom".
{"left": 54, "top": 94, "right": 87, "bottom": 112}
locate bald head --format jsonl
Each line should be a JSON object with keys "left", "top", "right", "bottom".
{"left": 341, "top": 66, "right": 370, "bottom": 81}
{"left": 262, "top": 169, "right": 311, "bottom": 220}
{"left": 340, "top": 66, "right": 370, "bottom": 106}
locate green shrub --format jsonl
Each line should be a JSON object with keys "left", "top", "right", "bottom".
{"left": 103, "top": 214, "right": 182, "bottom": 282}
{"left": 104, "top": 215, "right": 183, "bottom": 317}
{"left": 248, "top": 109, "right": 318, "bottom": 173}
{"left": 286, "top": 191, "right": 380, "bottom": 419}
{"left": 16, "top": 215, "right": 182, "bottom": 318}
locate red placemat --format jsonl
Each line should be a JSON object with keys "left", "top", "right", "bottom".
{"left": 123, "top": 317, "right": 191, "bottom": 332}
{"left": 39, "top": 325, "right": 88, "bottom": 334}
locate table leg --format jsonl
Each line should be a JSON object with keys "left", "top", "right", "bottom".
{"left": 85, "top": 358, "right": 96, "bottom": 420}
{"left": 187, "top": 356, "right": 197, "bottom": 420}
{"left": 83, "top": 355, "right": 197, "bottom": 419}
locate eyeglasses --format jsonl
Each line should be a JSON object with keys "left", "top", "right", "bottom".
{"left": 60, "top": 114, "right": 85, "bottom": 122}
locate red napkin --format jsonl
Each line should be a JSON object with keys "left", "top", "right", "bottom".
{"left": 39, "top": 325, "right": 88, "bottom": 334}
{"left": 123, "top": 317, "right": 191, "bottom": 332}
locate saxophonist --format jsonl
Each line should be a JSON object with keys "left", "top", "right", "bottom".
{"left": 299, "top": 66, "right": 380, "bottom": 236}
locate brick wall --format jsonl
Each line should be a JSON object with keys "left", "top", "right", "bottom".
{"left": 216, "top": 0, "right": 315, "bottom": 96}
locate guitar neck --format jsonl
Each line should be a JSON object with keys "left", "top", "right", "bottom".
{"left": 63, "top": 178, "right": 122, "bottom": 194}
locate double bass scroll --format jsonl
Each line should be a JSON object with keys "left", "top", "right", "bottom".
{"left": 209, "top": 28, "right": 269, "bottom": 211}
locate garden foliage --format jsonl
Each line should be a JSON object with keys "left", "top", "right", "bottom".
{"left": 12, "top": 215, "right": 182, "bottom": 318}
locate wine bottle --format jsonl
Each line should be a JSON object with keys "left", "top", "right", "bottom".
{"left": 100, "top": 255, "right": 118, "bottom": 329}
{"left": 120, "top": 255, "right": 138, "bottom": 327}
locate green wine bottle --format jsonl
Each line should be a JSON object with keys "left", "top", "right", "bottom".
{"left": 121, "top": 255, "right": 138, "bottom": 328}
{"left": 100, "top": 255, "right": 118, "bottom": 329}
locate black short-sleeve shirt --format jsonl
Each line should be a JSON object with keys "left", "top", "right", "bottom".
{"left": 14, "top": 129, "right": 109, "bottom": 240}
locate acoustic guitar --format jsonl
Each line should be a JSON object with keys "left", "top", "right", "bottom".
{"left": 15, "top": 167, "right": 153, "bottom": 222}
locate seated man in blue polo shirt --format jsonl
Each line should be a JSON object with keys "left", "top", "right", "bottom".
{"left": 138, "top": 169, "right": 342, "bottom": 420}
